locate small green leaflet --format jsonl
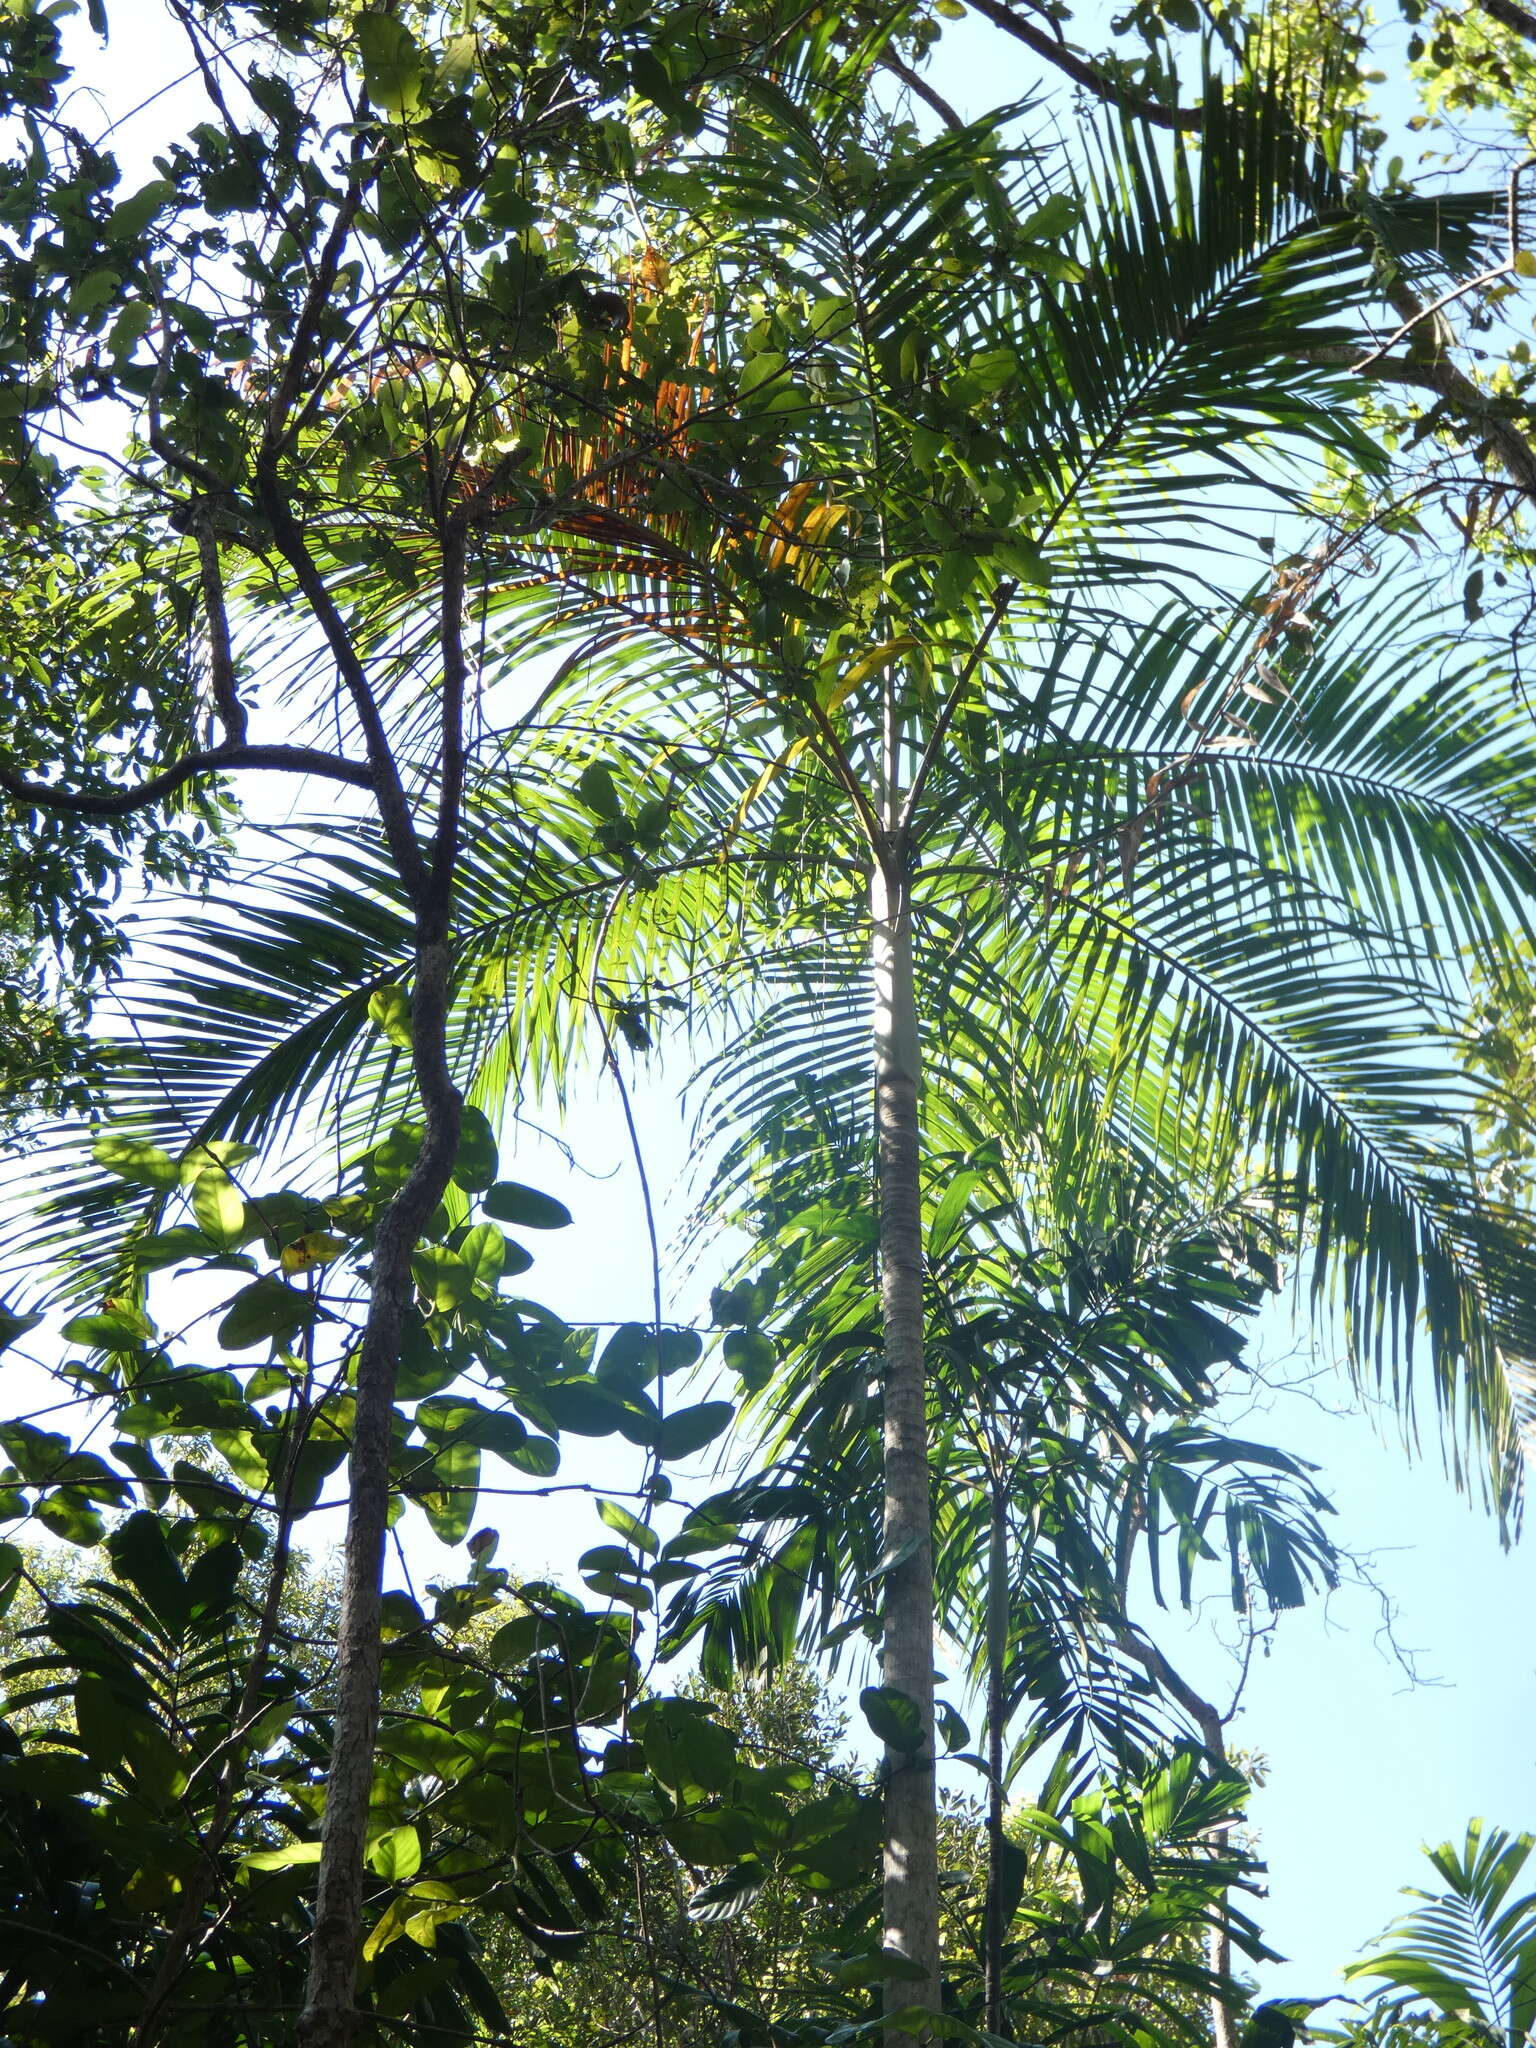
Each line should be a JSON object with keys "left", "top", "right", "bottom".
{"left": 597, "top": 1496, "right": 659, "bottom": 1556}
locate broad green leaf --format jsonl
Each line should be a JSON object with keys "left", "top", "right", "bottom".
{"left": 179, "top": 1141, "right": 257, "bottom": 1184}
{"left": 419, "top": 1438, "right": 479, "bottom": 1543}
{"left": 582, "top": 1569, "right": 653, "bottom": 1610}
{"left": 191, "top": 1170, "right": 247, "bottom": 1247}
{"left": 738, "top": 351, "right": 787, "bottom": 399}
{"left": 368, "top": 983, "right": 413, "bottom": 1048}
{"left": 504, "top": 1433, "right": 560, "bottom": 1476}
{"left": 480, "top": 158, "right": 536, "bottom": 231}
{"left": 936, "top": 1699, "right": 970, "bottom": 1753}
{"left": 368, "top": 1122, "right": 423, "bottom": 1185}
{"left": 218, "top": 1276, "right": 315, "bottom": 1351}
{"left": 483, "top": 1180, "right": 572, "bottom": 1229}
{"left": 93, "top": 1135, "right": 177, "bottom": 1189}
{"left": 107, "top": 1511, "right": 188, "bottom": 1626}
{"left": 185, "top": 1540, "right": 242, "bottom": 1622}
{"left": 597, "top": 1497, "right": 659, "bottom": 1556}
{"left": 458, "top": 1221, "right": 505, "bottom": 1289}
{"left": 0, "top": 1306, "right": 41, "bottom": 1354}
{"left": 595, "top": 1322, "right": 654, "bottom": 1387}
{"left": 994, "top": 539, "right": 1052, "bottom": 586}
{"left": 452, "top": 1107, "right": 499, "bottom": 1193}
{"left": 577, "top": 761, "right": 623, "bottom": 817}
{"left": 412, "top": 1246, "right": 472, "bottom": 1312}
{"left": 807, "top": 294, "right": 856, "bottom": 340}
{"left": 367, "top": 1824, "right": 423, "bottom": 1881}
{"left": 131, "top": 1226, "right": 212, "bottom": 1271}
{"left": 212, "top": 1428, "right": 270, "bottom": 1493}
{"left": 642, "top": 1702, "right": 735, "bottom": 1793}
{"left": 860, "top": 1684, "right": 924, "bottom": 1753}
{"left": 534, "top": 1376, "right": 628, "bottom": 1437}
{"left": 723, "top": 1327, "right": 776, "bottom": 1390}
{"left": 655, "top": 1401, "right": 734, "bottom": 1459}
{"left": 1018, "top": 192, "right": 1081, "bottom": 240}
{"left": 357, "top": 11, "right": 424, "bottom": 118}
{"left": 61, "top": 1304, "right": 153, "bottom": 1351}
{"left": 688, "top": 1859, "right": 766, "bottom": 1922}
{"left": 33, "top": 1491, "right": 107, "bottom": 1545}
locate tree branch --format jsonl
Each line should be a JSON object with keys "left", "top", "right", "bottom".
{"left": 0, "top": 744, "right": 373, "bottom": 818}
{"left": 1475, "top": 0, "right": 1536, "bottom": 41}
{"left": 195, "top": 514, "right": 248, "bottom": 748}
{"left": 1113, "top": 1624, "right": 1240, "bottom": 2048}
{"left": 257, "top": 496, "right": 427, "bottom": 900}
{"left": 898, "top": 579, "right": 1017, "bottom": 847}
{"left": 962, "top": 0, "right": 1202, "bottom": 130}
{"left": 1299, "top": 340, "right": 1536, "bottom": 502}
{"left": 880, "top": 51, "right": 966, "bottom": 133}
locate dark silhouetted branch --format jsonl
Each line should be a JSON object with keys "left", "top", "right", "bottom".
{"left": 0, "top": 744, "right": 374, "bottom": 818}
{"left": 963, "top": 0, "right": 1203, "bottom": 129}
{"left": 881, "top": 51, "right": 966, "bottom": 132}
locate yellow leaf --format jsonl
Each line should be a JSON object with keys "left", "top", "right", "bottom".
{"left": 363, "top": 1878, "right": 456, "bottom": 1960}
{"left": 362, "top": 1897, "right": 409, "bottom": 1962}
{"left": 638, "top": 243, "right": 671, "bottom": 292}
{"left": 760, "top": 480, "right": 818, "bottom": 569}
{"left": 730, "top": 737, "right": 811, "bottom": 837}
{"left": 818, "top": 636, "right": 920, "bottom": 713}
{"left": 281, "top": 1230, "right": 346, "bottom": 1274}
{"left": 244, "top": 1840, "right": 323, "bottom": 1872}
{"left": 782, "top": 499, "right": 851, "bottom": 584}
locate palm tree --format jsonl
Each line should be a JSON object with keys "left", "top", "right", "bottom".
{"left": 669, "top": 1152, "right": 1339, "bottom": 2036}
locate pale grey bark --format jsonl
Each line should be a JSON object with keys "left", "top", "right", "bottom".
{"left": 872, "top": 857, "right": 942, "bottom": 2027}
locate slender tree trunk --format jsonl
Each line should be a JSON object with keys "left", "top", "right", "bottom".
{"left": 983, "top": 1472, "right": 1011, "bottom": 2039}
{"left": 1208, "top": 1885, "right": 1238, "bottom": 2048}
{"left": 872, "top": 855, "right": 942, "bottom": 2029}
{"left": 295, "top": 520, "right": 471, "bottom": 2046}
{"left": 1112, "top": 1625, "right": 1238, "bottom": 2048}
{"left": 296, "top": 938, "right": 462, "bottom": 2047}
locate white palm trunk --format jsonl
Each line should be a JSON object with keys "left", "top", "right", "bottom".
{"left": 872, "top": 856, "right": 942, "bottom": 2024}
